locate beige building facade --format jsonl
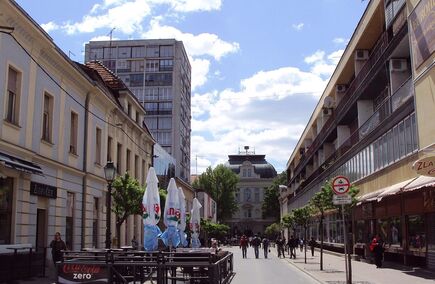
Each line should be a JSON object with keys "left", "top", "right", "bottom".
{"left": 282, "top": 0, "right": 434, "bottom": 268}
{"left": 0, "top": 0, "right": 154, "bottom": 258}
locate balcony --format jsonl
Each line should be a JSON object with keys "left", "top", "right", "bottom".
{"left": 291, "top": 77, "right": 413, "bottom": 195}
{"left": 288, "top": 22, "right": 408, "bottom": 188}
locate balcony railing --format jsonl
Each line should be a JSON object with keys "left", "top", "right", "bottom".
{"left": 288, "top": 23, "right": 408, "bottom": 187}
{"left": 293, "top": 77, "right": 413, "bottom": 194}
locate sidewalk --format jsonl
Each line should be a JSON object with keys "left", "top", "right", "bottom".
{"left": 278, "top": 249, "right": 435, "bottom": 284}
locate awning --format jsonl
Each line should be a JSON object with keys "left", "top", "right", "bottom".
{"left": 0, "top": 151, "right": 43, "bottom": 175}
{"left": 403, "top": 175, "right": 435, "bottom": 192}
{"left": 376, "top": 177, "right": 417, "bottom": 201}
{"left": 357, "top": 188, "right": 385, "bottom": 205}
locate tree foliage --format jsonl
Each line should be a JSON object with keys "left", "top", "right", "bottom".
{"left": 262, "top": 171, "right": 287, "bottom": 221}
{"left": 200, "top": 219, "right": 230, "bottom": 240}
{"left": 192, "top": 165, "right": 239, "bottom": 221}
{"left": 265, "top": 223, "right": 282, "bottom": 238}
{"left": 281, "top": 213, "right": 296, "bottom": 232}
{"left": 111, "top": 173, "right": 144, "bottom": 245}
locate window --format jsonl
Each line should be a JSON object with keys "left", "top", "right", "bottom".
{"left": 142, "top": 160, "right": 146, "bottom": 185}
{"left": 117, "top": 47, "right": 131, "bottom": 58}
{"left": 159, "top": 87, "right": 172, "bottom": 100}
{"left": 159, "top": 45, "right": 173, "bottom": 57}
{"left": 247, "top": 168, "right": 252, "bottom": 177}
{"left": 95, "top": 128, "right": 102, "bottom": 164}
{"left": 5, "top": 67, "right": 20, "bottom": 125}
{"left": 69, "top": 112, "right": 78, "bottom": 155}
{"left": 66, "top": 192, "right": 74, "bottom": 250}
{"left": 42, "top": 93, "right": 53, "bottom": 142}
{"left": 126, "top": 149, "right": 131, "bottom": 173}
{"left": 144, "top": 88, "right": 159, "bottom": 101}
{"left": 92, "top": 197, "right": 99, "bottom": 248}
{"left": 145, "top": 117, "right": 158, "bottom": 129}
{"left": 103, "top": 47, "right": 116, "bottom": 59}
{"left": 0, "top": 177, "right": 13, "bottom": 244}
{"left": 242, "top": 169, "right": 247, "bottom": 177}
{"left": 254, "top": 188, "right": 260, "bottom": 202}
{"left": 159, "top": 117, "right": 172, "bottom": 129}
{"left": 159, "top": 102, "right": 172, "bottom": 114}
{"left": 135, "top": 155, "right": 139, "bottom": 179}
{"left": 130, "top": 74, "right": 144, "bottom": 87}
{"left": 117, "top": 143, "right": 122, "bottom": 174}
{"left": 160, "top": 59, "right": 173, "bottom": 71}
{"left": 107, "top": 136, "right": 113, "bottom": 162}
{"left": 132, "top": 46, "right": 145, "bottom": 58}
{"left": 145, "top": 73, "right": 172, "bottom": 86}
{"left": 102, "top": 60, "right": 116, "bottom": 70}
{"left": 157, "top": 132, "right": 171, "bottom": 145}
{"left": 408, "top": 215, "right": 426, "bottom": 252}
{"left": 131, "top": 60, "right": 144, "bottom": 72}
{"left": 244, "top": 188, "right": 251, "bottom": 202}
{"left": 89, "top": 48, "right": 104, "bottom": 60}
{"left": 146, "top": 45, "right": 159, "bottom": 57}
{"left": 145, "top": 60, "right": 159, "bottom": 72}
{"left": 127, "top": 103, "right": 132, "bottom": 116}
{"left": 117, "top": 60, "right": 130, "bottom": 73}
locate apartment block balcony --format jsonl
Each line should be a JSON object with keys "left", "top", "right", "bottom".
{"left": 290, "top": 77, "right": 413, "bottom": 195}
{"left": 288, "top": 21, "right": 408, "bottom": 188}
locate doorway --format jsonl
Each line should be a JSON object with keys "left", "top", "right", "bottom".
{"left": 36, "top": 209, "right": 47, "bottom": 252}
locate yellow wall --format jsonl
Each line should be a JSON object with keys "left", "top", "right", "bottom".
{"left": 414, "top": 69, "right": 435, "bottom": 149}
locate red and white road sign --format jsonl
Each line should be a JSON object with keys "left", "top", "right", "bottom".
{"left": 332, "top": 176, "right": 350, "bottom": 195}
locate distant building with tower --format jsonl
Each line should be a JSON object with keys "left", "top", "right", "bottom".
{"left": 225, "top": 147, "right": 277, "bottom": 236}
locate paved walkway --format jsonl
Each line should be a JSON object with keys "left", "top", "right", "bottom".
{"left": 277, "top": 248, "right": 435, "bottom": 284}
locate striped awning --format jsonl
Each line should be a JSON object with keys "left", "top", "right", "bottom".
{"left": 0, "top": 151, "right": 43, "bottom": 175}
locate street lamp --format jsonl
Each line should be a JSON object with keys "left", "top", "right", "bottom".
{"left": 104, "top": 161, "right": 116, "bottom": 249}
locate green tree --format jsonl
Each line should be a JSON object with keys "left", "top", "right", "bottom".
{"left": 192, "top": 165, "right": 239, "bottom": 221}
{"left": 310, "top": 183, "right": 333, "bottom": 270}
{"left": 111, "top": 173, "right": 144, "bottom": 247}
{"left": 281, "top": 213, "right": 296, "bottom": 238}
{"left": 265, "top": 223, "right": 282, "bottom": 239}
{"left": 201, "top": 218, "right": 230, "bottom": 245}
{"left": 262, "top": 171, "right": 287, "bottom": 221}
{"left": 292, "top": 206, "right": 312, "bottom": 264}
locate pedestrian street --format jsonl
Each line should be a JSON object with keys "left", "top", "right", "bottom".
{"left": 227, "top": 246, "right": 318, "bottom": 284}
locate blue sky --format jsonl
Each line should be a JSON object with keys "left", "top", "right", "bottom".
{"left": 16, "top": 0, "right": 368, "bottom": 174}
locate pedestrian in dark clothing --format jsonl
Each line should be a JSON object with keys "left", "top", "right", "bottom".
{"left": 370, "top": 234, "right": 384, "bottom": 268}
{"left": 275, "top": 237, "right": 283, "bottom": 258}
{"left": 50, "top": 232, "right": 67, "bottom": 266}
{"left": 251, "top": 235, "right": 261, "bottom": 258}
{"left": 309, "top": 237, "right": 317, "bottom": 257}
{"left": 288, "top": 236, "right": 296, "bottom": 259}
{"left": 262, "top": 237, "right": 270, "bottom": 259}
{"left": 240, "top": 235, "right": 249, "bottom": 258}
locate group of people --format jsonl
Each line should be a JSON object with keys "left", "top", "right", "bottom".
{"left": 239, "top": 234, "right": 271, "bottom": 259}
{"left": 275, "top": 235, "right": 317, "bottom": 259}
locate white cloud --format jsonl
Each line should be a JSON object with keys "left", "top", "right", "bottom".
{"left": 333, "top": 37, "right": 348, "bottom": 45}
{"left": 190, "top": 49, "right": 345, "bottom": 174}
{"left": 191, "top": 58, "right": 210, "bottom": 91}
{"left": 143, "top": 18, "right": 239, "bottom": 61}
{"left": 292, "top": 22, "right": 304, "bottom": 31}
{"left": 41, "top": 21, "right": 59, "bottom": 33}
{"left": 162, "top": 0, "right": 222, "bottom": 12}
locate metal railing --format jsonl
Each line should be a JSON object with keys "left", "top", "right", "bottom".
{"left": 289, "top": 23, "right": 409, "bottom": 187}
{"left": 57, "top": 249, "right": 234, "bottom": 284}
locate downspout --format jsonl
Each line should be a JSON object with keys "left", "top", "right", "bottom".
{"left": 81, "top": 92, "right": 92, "bottom": 249}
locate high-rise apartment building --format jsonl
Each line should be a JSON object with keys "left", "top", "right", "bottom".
{"left": 85, "top": 39, "right": 191, "bottom": 181}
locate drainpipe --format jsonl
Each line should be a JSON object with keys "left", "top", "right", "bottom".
{"left": 81, "top": 92, "right": 92, "bottom": 249}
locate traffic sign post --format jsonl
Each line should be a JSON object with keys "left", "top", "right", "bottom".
{"left": 332, "top": 176, "right": 351, "bottom": 284}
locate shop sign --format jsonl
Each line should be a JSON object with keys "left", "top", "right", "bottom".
{"left": 30, "top": 182, "right": 57, "bottom": 198}
{"left": 58, "top": 263, "right": 109, "bottom": 283}
{"left": 412, "top": 156, "right": 435, "bottom": 177}
{"left": 409, "top": 0, "right": 435, "bottom": 69}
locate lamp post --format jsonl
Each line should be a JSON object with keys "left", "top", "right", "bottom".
{"left": 104, "top": 161, "right": 116, "bottom": 249}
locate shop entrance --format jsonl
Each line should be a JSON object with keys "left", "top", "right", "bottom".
{"left": 35, "top": 209, "right": 47, "bottom": 252}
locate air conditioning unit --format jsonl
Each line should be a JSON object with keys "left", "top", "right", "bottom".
{"left": 355, "top": 49, "right": 369, "bottom": 60}
{"left": 390, "top": 59, "right": 408, "bottom": 72}
{"left": 323, "top": 96, "right": 335, "bottom": 109}
{"left": 323, "top": 108, "right": 333, "bottom": 116}
{"left": 336, "top": 84, "right": 347, "bottom": 93}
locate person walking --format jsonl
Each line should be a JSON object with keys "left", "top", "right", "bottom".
{"left": 251, "top": 235, "right": 261, "bottom": 259}
{"left": 262, "top": 237, "right": 270, "bottom": 259}
{"left": 370, "top": 234, "right": 384, "bottom": 268}
{"left": 288, "top": 235, "right": 296, "bottom": 259}
{"left": 299, "top": 238, "right": 304, "bottom": 252}
{"left": 309, "top": 237, "right": 317, "bottom": 257}
{"left": 50, "top": 232, "right": 67, "bottom": 266}
{"left": 275, "top": 236, "right": 283, "bottom": 258}
{"left": 240, "top": 234, "right": 249, "bottom": 258}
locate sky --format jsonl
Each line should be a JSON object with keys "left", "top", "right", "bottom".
{"left": 15, "top": 0, "right": 368, "bottom": 175}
